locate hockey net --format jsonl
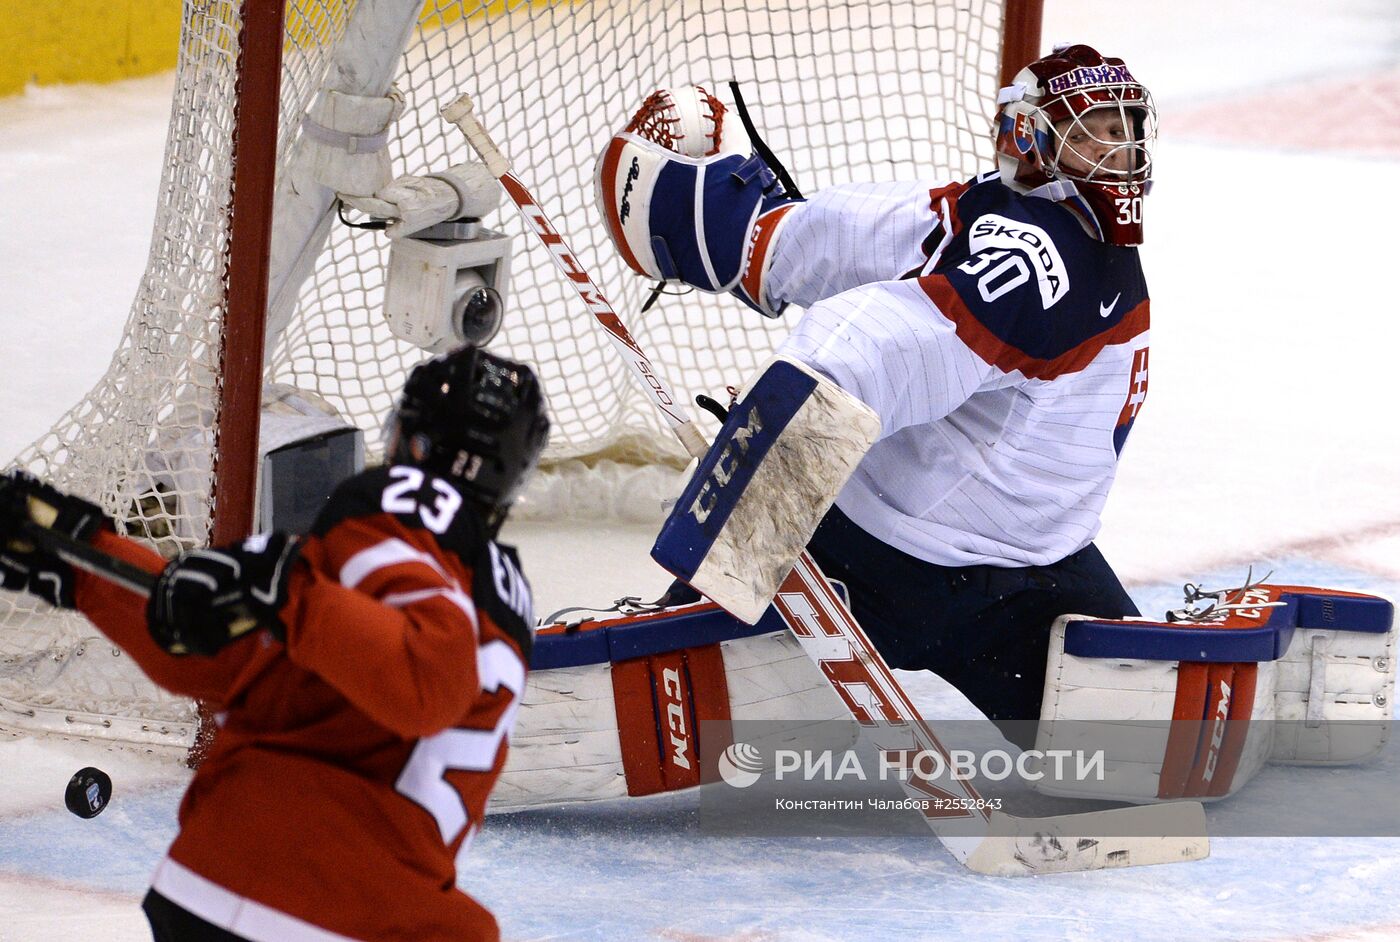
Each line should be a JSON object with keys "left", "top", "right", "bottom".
{"left": 0, "top": 0, "right": 1039, "bottom": 754}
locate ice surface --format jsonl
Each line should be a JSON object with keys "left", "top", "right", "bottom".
{"left": 1, "top": 1, "right": 1399, "bottom": 939}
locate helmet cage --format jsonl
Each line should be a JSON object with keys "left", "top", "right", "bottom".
{"left": 995, "top": 46, "right": 1157, "bottom": 246}
{"left": 1040, "top": 86, "right": 1155, "bottom": 187}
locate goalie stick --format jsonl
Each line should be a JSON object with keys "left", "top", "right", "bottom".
{"left": 440, "top": 93, "right": 1208, "bottom": 875}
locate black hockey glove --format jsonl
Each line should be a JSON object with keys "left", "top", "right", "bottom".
{"left": 0, "top": 470, "right": 112, "bottom": 609}
{"left": 147, "top": 532, "right": 302, "bottom": 656}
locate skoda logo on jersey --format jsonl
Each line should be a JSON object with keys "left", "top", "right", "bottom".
{"left": 967, "top": 215, "right": 1069, "bottom": 309}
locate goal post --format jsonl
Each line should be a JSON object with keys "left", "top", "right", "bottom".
{"left": 1000, "top": 0, "right": 1044, "bottom": 87}
{"left": 212, "top": 0, "right": 286, "bottom": 547}
{"left": 1, "top": 0, "right": 1044, "bottom": 755}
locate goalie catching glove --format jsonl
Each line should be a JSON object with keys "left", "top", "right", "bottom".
{"left": 594, "top": 85, "right": 800, "bottom": 317}
{"left": 0, "top": 470, "right": 112, "bottom": 609}
{"left": 147, "top": 532, "right": 303, "bottom": 656}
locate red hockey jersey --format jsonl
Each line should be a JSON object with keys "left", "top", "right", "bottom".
{"left": 75, "top": 465, "right": 534, "bottom": 941}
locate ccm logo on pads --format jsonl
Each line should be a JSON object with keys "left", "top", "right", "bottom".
{"left": 963, "top": 214, "right": 1068, "bottom": 309}
{"left": 660, "top": 667, "right": 693, "bottom": 771}
{"left": 1202, "top": 679, "right": 1231, "bottom": 783}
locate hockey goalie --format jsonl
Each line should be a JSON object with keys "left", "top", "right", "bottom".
{"left": 484, "top": 52, "right": 1396, "bottom": 817}
{"left": 576, "top": 49, "right": 1396, "bottom": 810}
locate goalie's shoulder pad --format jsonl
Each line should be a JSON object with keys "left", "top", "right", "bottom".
{"left": 594, "top": 131, "right": 796, "bottom": 295}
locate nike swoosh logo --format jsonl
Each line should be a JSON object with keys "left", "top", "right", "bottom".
{"left": 1099, "top": 293, "right": 1121, "bottom": 318}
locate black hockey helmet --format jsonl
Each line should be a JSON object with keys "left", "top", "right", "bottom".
{"left": 389, "top": 346, "right": 550, "bottom": 527}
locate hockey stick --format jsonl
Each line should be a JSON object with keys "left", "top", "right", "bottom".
{"left": 441, "top": 94, "right": 1208, "bottom": 875}
{"left": 19, "top": 505, "right": 155, "bottom": 598}
{"left": 19, "top": 499, "right": 262, "bottom": 648}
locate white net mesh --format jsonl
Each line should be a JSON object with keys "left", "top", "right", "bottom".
{"left": 1, "top": 0, "right": 1018, "bottom": 753}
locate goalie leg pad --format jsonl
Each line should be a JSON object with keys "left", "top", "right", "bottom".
{"left": 595, "top": 132, "right": 795, "bottom": 293}
{"left": 1035, "top": 615, "right": 1277, "bottom": 803}
{"left": 492, "top": 600, "right": 851, "bottom": 810}
{"left": 651, "top": 355, "right": 881, "bottom": 624}
{"left": 1269, "top": 586, "right": 1396, "bottom": 764}
{"left": 1034, "top": 585, "right": 1395, "bottom": 803}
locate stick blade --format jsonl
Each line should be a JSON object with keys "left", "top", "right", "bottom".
{"left": 959, "top": 802, "right": 1209, "bottom": 876}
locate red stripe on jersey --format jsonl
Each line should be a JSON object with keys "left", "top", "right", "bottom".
{"left": 926, "top": 179, "right": 972, "bottom": 238}
{"left": 613, "top": 645, "right": 732, "bottom": 796}
{"left": 599, "top": 136, "right": 646, "bottom": 276}
{"left": 919, "top": 275, "right": 1150, "bottom": 380}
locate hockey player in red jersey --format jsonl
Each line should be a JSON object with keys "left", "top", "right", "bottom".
{"left": 598, "top": 46, "right": 1157, "bottom": 745}
{"left": 0, "top": 345, "right": 549, "bottom": 941}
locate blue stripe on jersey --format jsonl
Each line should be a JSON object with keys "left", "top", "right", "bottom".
{"left": 1112, "top": 420, "right": 1134, "bottom": 455}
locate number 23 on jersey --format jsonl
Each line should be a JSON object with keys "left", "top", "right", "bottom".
{"left": 381, "top": 465, "right": 464, "bottom": 533}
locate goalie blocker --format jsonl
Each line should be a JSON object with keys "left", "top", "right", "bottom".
{"left": 1032, "top": 584, "right": 1396, "bottom": 803}
{"left": 652, "top": 356, "right": 880, "bottom": 625}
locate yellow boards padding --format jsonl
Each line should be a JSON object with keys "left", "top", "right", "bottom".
{"left": 0, "top": 1, "right": 574, "bottom": 98}
{"left": 0, "top": 0, "right": 183, "bottom": 96}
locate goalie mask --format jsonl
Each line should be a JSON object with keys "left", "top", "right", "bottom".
{"left": 995, "top": 44, "right": 1156, "bottom": 246}
{"left": 388, "top": 346, "right": 550, "bottom": 528}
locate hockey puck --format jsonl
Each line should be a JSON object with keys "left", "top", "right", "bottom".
{"left": 64, "top": 767, "right": 112, "bottom": 819}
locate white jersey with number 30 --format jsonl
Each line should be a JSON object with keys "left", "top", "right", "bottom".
{"left": 760, "top": 172, "right": 1152, "bottom": 568}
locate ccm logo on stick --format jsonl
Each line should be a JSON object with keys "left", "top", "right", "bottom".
{"left": 660, "top": 667, "right": 693, "bottom": 770}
